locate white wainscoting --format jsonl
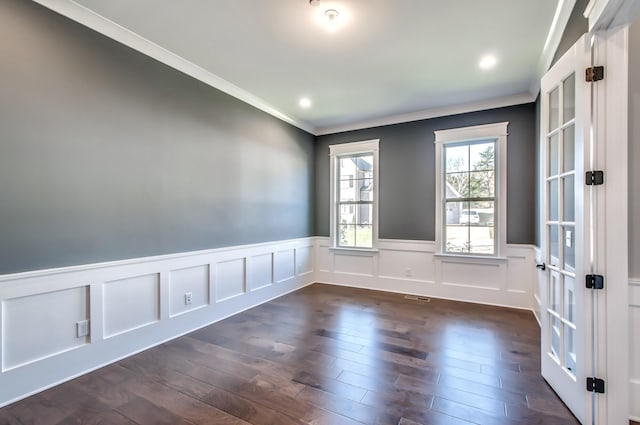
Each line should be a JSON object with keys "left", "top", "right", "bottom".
{"left": 0, "top": 237, "right": 314, "bottom": 408}
{"left": 630, "top": 278, "right": 640, "bottom": 421}
{"left": 314, "top": 238, "right": 536, "bottom": 310}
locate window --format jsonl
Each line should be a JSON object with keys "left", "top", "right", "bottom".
{"left": 434, "top": 123, "right": 507, "bottom": 256}
{"left": 329, "top": 140, "right": 379, "bottom": 249}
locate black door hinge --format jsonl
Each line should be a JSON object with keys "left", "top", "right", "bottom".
{"left": 585, "top": 170, "right": 604, "bottom": 185}
{"left": 586, "top": 377, "right": 605, "bottom": 393}
{"left": 586, "top": 274, "right": 604, "bottom": 289}
{"left": 586, "top": 66, "right": 604, "bottom": 82}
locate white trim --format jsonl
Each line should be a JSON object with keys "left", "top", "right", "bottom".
{"left": 329, "top": 139, "right": 380, "bottom": 250}
{"left": 434, "top": 122, "right": 509, "bottom": 257}
{"left": 585, "top": 0, "right": 640, "bottom": 31}
{"left": 531, "top": 0, "right": 578, "bottom": 95}
{"left": 593, "top": 26, "right": 630, "bottom": 425}
{"left": 317, "top": 94, "right": 533, "bottom": 136}
{"left": 31, "top": 0, "right": 315, "bottom": 134}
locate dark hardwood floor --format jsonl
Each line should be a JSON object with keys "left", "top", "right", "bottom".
{"left": 1, "top": 283, "right": 585, "bottom": 424}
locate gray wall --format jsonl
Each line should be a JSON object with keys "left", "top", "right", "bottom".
{"left": 315, "top": 104, "right": 537, "bottom": 244}
{"left": 629, "top": 19, "right": 640, "bottom": 278}
{"left": 0, "top": 1, "right": 314, "bottom": 274}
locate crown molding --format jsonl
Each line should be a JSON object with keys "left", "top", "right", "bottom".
{"left": 315, "top": 93, "right": 536, "bottom": 136}
{"left": 31, "top": 0, "right": 316, "bottom": 134}
{"left": 530, "top": 0, "right": 577, "bottom": 96}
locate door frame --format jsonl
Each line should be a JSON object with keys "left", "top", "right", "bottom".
{"left": 538, "top": 26, "right": 629, "bottom": 425}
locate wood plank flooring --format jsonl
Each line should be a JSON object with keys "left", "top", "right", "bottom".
{"left": 0, "top": 284, "right": 587, "bottom": 424}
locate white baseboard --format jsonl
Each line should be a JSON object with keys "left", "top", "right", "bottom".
{"left": 0, "top": 237, "right": 315, "bottom": 407}
{"left": 630, "top": 278, "right": 640, "bottom": 420}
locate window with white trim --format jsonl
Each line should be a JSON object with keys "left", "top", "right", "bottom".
{"left": 329, "top": 140, "right": 379, "bottom": 249}
{"left": 434, "top": 123, "right": 508, "bottom": 256}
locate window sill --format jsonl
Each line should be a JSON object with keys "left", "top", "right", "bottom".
{"left": 329, "top": 247, "right": 379, "bottom": 255}
{"left": 434, "top": 253, "right": 508, "bottom": 263}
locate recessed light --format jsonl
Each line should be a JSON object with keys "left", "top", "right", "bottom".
{"left": 479, "top": 54, "right": 497, "bottom": 70}
{"left": 299, "top": 97, "right": 312, "bottom": 108}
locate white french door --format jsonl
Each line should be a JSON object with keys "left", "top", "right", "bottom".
{"left": 540, "top": 34, "right": 590, "bottom": 423}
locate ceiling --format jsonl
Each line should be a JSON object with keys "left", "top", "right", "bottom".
{"left": 43, "top": 0, "right": 567, "bottom": 134}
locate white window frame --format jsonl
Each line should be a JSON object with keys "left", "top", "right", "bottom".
{"left": 434, "top": 122, "right": 508, "bottom": 258}
{"left": 329, "top": 139, "right": 380, "bottom": 251}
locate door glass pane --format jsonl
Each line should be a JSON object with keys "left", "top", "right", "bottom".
{"left": 564, "top": 324, "right": 576, "bottom": 374}
{"left": 565, "top": 276, "right": 575, "bottom": 322}
{"left": 563, "top": 226, "right": 575, "bottom": 272}
{"left": 550, "top": 272, "right": 560, "bottom": 312}
{"left": 549, "top": 134, "right": 559, "bottom": 176}
{"left": 549, "top": 225, "right": 559, "bottom": 264}
{"left": 563, "top": 175, "right": 575, "bottom": 222}
{"left": 551, "top": 315, "right": 560, "bottom": 359}
{"left": 549, "top": 179, "right": 559, "bottom": 221}
{"left": 563, "top": 73, "right": 575, "bottom": 123}
{"left": 549, "top": 87, "right": 560, "bottom": 131}
{"left": 563, "top": 125, "right": 575, "bottom": 173}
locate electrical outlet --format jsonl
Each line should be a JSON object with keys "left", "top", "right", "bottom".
{"left": 405, "top": 267, "right": 412, "bottom": 277}
{"left": 76, "top": 320, "right": 89, "bottom": 338}
{"left": 184, "top": 292, "right": 193, "bottom": 305}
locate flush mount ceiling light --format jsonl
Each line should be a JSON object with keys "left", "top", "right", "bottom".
{"left": 309, "top": 0, "right": 320, "bottom": 6}
{"left": 324, "top": 8, "right": 339, "bottom": 21}
{"left": 299, "top": 97, "right": 312, "bottom": 108}
{"left": 479, "top": 54, "right": 497, "bottom": 70}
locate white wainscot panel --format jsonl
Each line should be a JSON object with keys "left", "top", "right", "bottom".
{"left": 441, "top": 260, "right": 502, "bottom": 290}
{"left": 333, "top": 253, "right": 374, "bottom": 277}
{"left": 317, "top": 244, "right": 332, "bottom": 272}
{"left": 296, "top": 246, "right": 313, "bottom": 275}
{"left": 275, "top": 249, "right": 295, "bottom": 283}
{"left": 169, "top": 265, "right": 209, "bottom": 317}
{"left": 103, "top": 274, "right": 159, "bottom": 338}
{"left": 248, "top": 253, "right": 273, "bottom": 292}
{"left": 378, "top": 250, "right": 432, "bottom": 281}
{"left": 2, "top": 286, "right": 89, "bottom": 371}
{"left": 216, "top": 258, "right": 246, "bottom": 301}
{"left": 506, "top": 256, "right": 530, "bottom": 293}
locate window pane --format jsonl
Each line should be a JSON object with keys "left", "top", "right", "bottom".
{"left": 338, "top": 224, "right": 355, "bottom": 247}
{"left": 445, "top": 201, "right": 470, "bottom": 252}
{"left": 565, "top": 276, "right": 575, "bottom": 323}
{"left": 354, "top": 225, "right": 372, "bottom": 248}
{"left": 563, "top": 73, "right": 575, "bottom": 124}
{"left": 338, "top": 204, "right": 355, "bottom": 225}
{"left": 468, "top": 201, "right": 494, "bottom": 254}
{"left": 549, "top": 87, "right": 559, "bottom": 131}
{"left": 340, "top": 174, "right": 354, "bottom": 189}
{"left": 446, "top": 145, "right": 468, "bottom": 173}
{"left": 446, "top": 172, "right": 469, "bottom": 199}
{"left": 355, "top": 204, "right": 372, "bottom": 226}
{"left": 469, "top": 170, "right": 494, "bottom": 198}
{"left": 470, "top": 142, "right": 494, "bottom": 171}
{"left": 563, "top": 125, "right": 575, "bottom": 172}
